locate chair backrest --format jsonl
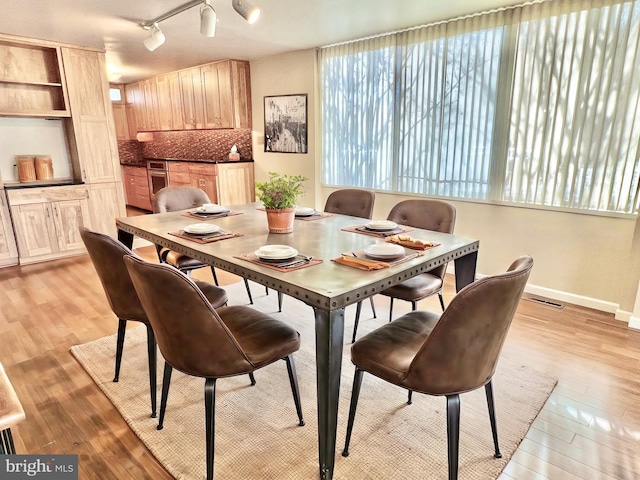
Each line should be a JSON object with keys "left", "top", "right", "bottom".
{"left": 386, "top": 199, "right": 456, "bottom": 234}
{"left": 405, "top": 256, "right": 533, "bottom": 395}
{"left": 123, "top": 255, "right": 253, "bottom": 378}
{"left": 324, "top": 189, "right": 375, "bottom": 219}
{"left": 388, "top": 199, "right": 456, "bottom": 280}
{"left": 153, "top": 186, "right": 210, "bottom": 213}
{"left": 79, "top": 227, "right": 148, "bottom": 323}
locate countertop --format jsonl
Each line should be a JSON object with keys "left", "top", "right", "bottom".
{"left": 121, "top": 158, "right": 254, "bottom": 166}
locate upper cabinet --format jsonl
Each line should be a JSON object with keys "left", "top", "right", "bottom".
{"left": 0, "top": 37, "right": 70, "bottom": 117}
{"left": 62, "top": 47, "right": 120, "bottom": 184}
{"left": 126, "top": 59, "right": 251, "bottom": 133}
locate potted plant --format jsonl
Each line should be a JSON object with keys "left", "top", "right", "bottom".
{"left": 256, "top": 172, "right": 308, "bottom": 233}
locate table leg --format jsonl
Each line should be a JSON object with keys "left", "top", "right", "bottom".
{"left": 313, "top": 307, "right": 345, "bottom": 480}
{"left": 454, "top": 250, "right": 478, "bottom": 292}
{"left": 118, "top": 228, "right": 134, "bottom": 250}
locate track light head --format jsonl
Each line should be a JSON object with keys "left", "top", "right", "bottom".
{"left": 232, "top": 0, "right": 260, "bottom": 24}
{"left": 200, "top": 1, "right": 217, "bottom": 37}
{"left": 143, "top": 23, "right": 165, "bottom": 51}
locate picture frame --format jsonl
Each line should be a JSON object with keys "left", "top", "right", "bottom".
{"left": 264, "top": 94, "right": 308, "bottom": 153}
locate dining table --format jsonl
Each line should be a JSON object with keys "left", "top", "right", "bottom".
{"left": 116, "top": 201, "right": 479, "bottom": 480}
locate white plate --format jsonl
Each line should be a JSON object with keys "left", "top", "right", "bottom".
{"left": 363, "top": 243, "right": 405, "bottom": 260}
{"left": 365, "top": 220, "right": 398, "bottom": 231}
{"left": 255, "top": 244, "right": 298, "bottom": 260}
{"left": 295, "top": 207, "right": 316, "bottom": 217}
{"left": 183, "top": 223, "right": 221, "bottom": 234}
{"left": 197, "top": 204, "right": 227, "bottom": 214}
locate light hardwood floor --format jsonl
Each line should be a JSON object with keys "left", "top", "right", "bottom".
{"left": 1, "top": 248, "right": 639, "bottom": 479}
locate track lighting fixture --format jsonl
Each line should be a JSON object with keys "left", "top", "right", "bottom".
{"left": 140, "top": 0, "right": 260, "bottom": 51}
{"left": 232, "top": 0, "right": 260, "bottom": 24}
{"left": 200, "top": 0, "right": 217, "bottom": 37}
{"left": 143, "top": 24, "right": 165, "bottom": 52}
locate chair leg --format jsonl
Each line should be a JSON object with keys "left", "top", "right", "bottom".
{"left": 446, "top": 394, "right": 461, "bottom": 480}
{"left": 351, "top": 301, "right": 363, "bottom": 344}
{"left": 204, "top": 378, "right": 217, "bottom": 480}
{"left": 155, "top": 244, "right": 164, "bottom": 262}
{"left": 369, "top": 296, "right": 377, "bottom": 318}
{"left": 438, "top": 292, "right": 446, "bottom": 311}
{"left": 210, "top": 266, "right": 219, "bottom": 286}
{"left": 113, "top": 319, "right": 127, "bottom": 382}
{"left": 243, "top": 278, "right": 253, "bottom": 304}
{"left": 145, "top": 324, "right": 158, "bottom": 418}
{"left": 407, "top": 390, "right": 413, "bottom": 405}
{"left": 1, "top": 428, "right": 17, "bottom": 454}
{"left": 342, "top": 368, "right": 364, "bottom": 457}
{"left": 388, "top": 298, "right": 394, "bottom": 322}
{"left": 485, "top": 380, "right": 502, "bottom": 458}
{"left": 283, "top": 355, "right": 305, "bottom": 426}
{"left": 249, "top": 372, "right": 256, "bottom": 385}
{"left": 277, "top": 291, "right": 283, "bottom": 312}
{"left": 411, "top": 300, "right": 417, "bottom": 311}
{"left": 157, "top": 363, "right": 173, "bottom": 431}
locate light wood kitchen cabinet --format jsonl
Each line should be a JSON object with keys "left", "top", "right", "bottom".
{"left": 62, "top": 47, "right": 120, "bottom": 184}
{"left": 156, "top": 72, "right": 184, "bottom": 131}
{"left": 229, "top": 60, "right": 252, "bottom": 129}
{"left": 125, "top": 81, "right": 146, "bottom": 132}
{"left": 142, "top": 78, "right": 160, "bottom": 131}
{"left": 201, "top": 62, "right": 233, "bottom": 129}
{"left": 112, "top": 103, "right": 129, "bottom": 140}
{"left": 0, "top": 191, "right": 18, "bottom": 267}
{"left": 217, "top": 162, "right": 255, "bottom": 205}
{"left": 168, "top": 161, "right": 218, "bottom": 203}
{"left": 122, "top": 165, "right": 152, "bottom": 211}
{"left": 179, "top": 67, "right": 205, "bottom": 130}
{"left": 7, "top": 186, "right": 90, "bottom": 264}
{"left": 86, "top": 182, "right": 126, "bottom": 237}
{"left": 0, "top": 36, "right": 70, "bottom": 117}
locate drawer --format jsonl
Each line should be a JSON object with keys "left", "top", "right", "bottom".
{"left": 168, "top": 162, "right": 189, "bottom": 173}
{"left": 189, "top": 163, "right": 216, "bottom": 175}
{"left": 133, "top": 175, "right": 149, "bottom": 188}
{"left": 134, "top": 185, "right": 150, "bottom": 197}
{"left": 170, "top": 171, "right": 190, "bottom": 183}
{"left": 132, "top": 167, "right": 148, "bottom": 178}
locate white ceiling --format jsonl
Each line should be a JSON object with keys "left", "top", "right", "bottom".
{"left": 0, "top": 0, "right": 521, "bottom": 84}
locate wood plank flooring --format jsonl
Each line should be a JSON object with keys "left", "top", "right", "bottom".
{"left": 1, "top": 248, "right": 639, "bottom": 479}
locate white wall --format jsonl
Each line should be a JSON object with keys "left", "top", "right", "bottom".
{"left": 250, "top": 49, "right": 640, "bottom": 318}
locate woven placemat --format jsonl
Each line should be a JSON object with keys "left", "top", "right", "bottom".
{"left": 168, "top": 230, "right": 243, "bottom": 244}
{"left": 234, "top": 253, "right": 323, "bottom": 272}
{"left": 181, "top": 210, "right": 243, "bottom": 221}
{"left": 342, "top": 224, "right": 415, "bottom": 238}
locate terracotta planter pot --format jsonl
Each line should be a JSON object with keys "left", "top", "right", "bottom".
{"left": 265, "top": 208, "right": 296, "bottom": 234}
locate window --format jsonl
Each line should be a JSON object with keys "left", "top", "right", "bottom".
{"left": 320, "top": 0, "right": 640, "bottom": 215}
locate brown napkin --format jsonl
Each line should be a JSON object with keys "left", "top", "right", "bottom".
{"left": 332, "top": 256, "right": 390, "bottom": 271}
{"left": 386, "top": 235, "right": 440, "bottom": 250}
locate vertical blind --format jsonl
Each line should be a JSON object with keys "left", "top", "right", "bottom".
{"left": 319, "top": 0, "right": 640, "bottom": 215}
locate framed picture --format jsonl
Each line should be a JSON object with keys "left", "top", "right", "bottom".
{"left": 264, "top": 94, "right": 308, "bottom": 153}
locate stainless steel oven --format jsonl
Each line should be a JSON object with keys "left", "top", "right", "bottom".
{"left": 147, "top": 160, "right": 169, "bottom": 202}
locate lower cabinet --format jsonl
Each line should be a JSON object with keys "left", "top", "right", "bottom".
{"left": 87, "top": 182, "right": 126, "bottom": 238}
{"left": 217, "top": 162, "right": 255, "bottom": 205}
{"left": 8, "top": 186, "right": 91, "bottom": 264}
{"left": 0, "top": 190, "right": 18, "bottom": 267}
{"left": 122, "top": 165, "right": 152, "bottom": 211}
{"left": 168, "top": 161, "right": 218, "bottom": 204}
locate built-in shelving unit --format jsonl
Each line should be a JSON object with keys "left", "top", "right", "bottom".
{"left": 0, "top": 39, "right": 69, "bottom": 117}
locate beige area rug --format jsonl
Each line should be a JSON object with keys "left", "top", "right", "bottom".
{"left": 71, "top": 281, "right": 557, "bottom": 480}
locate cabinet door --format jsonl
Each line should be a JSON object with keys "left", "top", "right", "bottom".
{"left": 157, "top": 72, "right": 183, "bottom": 131}
{"left": 125, "top": 82, "right": 145, "bottom": 132}
{"left": 202, "top": 62, "right": 233, "bottom": 129}
{"left": 122, "top": 166, "right": 136, "bottom": 205}
{"left": 112, "top": 104, "right": 129, "bottom": 140}
{"left": 0, "top": 192, "right": 18, "bottom": 266}
{"left": 10, "top": 203, "right": 58, "bottom": 258}
{"left": 217, "top": 162, "right": 255, "bottom": 205}
{"left": 62, "top": 48, "right": 120, "bottom": 184}
{"left": 142, "top": 78, "right": 160, "bottom": 131}
{"left": 179, "top": 67, "right": 205, "bottom": 129}
{"left": 87, "top": 182, "right": 126, "bottom": 237}
{"left": 51, "top": 199, "right": 90, "bottom": 252}
{"left": 230, "top": 60, "right": 252, "bottom": 129}
{"left": 189, "top": 174, "right": 218, "bottom": 204}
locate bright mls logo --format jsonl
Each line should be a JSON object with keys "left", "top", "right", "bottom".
{"left": 2, "top": 455, "right": 78, "bottom": 479}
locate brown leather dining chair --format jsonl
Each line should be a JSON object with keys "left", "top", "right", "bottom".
{"left": 351, "top": 198, "right": 456, "bottom": 342}
{"left": 341, "top": 256, "right": 533, "bottom": 480}
{"left": 153, "top": 185, "right": 254, "bottom": 304}
{"left": 324, "top": 188, "right": 378, "bottom": 320}
{"left": 79, "top": 227, "right": 228, "bottom": 418}
{"left": 123, "top": 254, "right": 305, "bottom": 480}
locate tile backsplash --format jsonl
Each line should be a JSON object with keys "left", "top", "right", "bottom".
{"left": 117, "top": 129, "right": 253, "bottom": 165}
{"left": 143, "top": 129, "right": 252, "bottom": 161}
